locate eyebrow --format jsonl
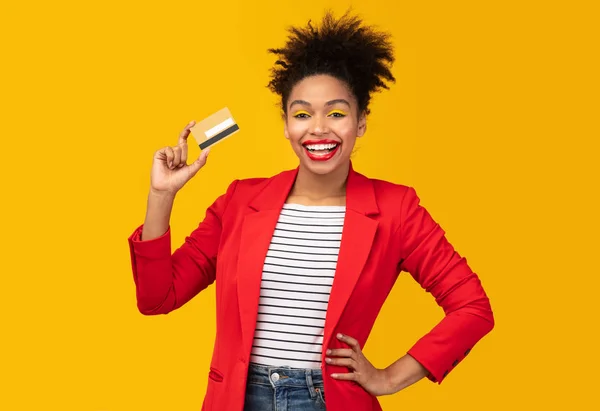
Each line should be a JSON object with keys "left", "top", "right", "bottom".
{"left": 289, "top": 99, "right": 351, "bottom": 110}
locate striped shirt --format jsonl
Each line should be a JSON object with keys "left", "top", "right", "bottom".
{"left": 249, "top": 203, "right": 346, "bottom": 369}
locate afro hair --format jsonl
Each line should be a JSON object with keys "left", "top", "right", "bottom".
{"left": 267, "top": 10, "right": 395, "bottom": 116}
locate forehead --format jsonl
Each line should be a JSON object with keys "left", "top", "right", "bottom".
{"left": 288, "top": 75, "right": 355, "bottom": 105}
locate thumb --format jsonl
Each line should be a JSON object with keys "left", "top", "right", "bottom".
{"left": 187, "top": 148, "right": 210, "bottom": 176}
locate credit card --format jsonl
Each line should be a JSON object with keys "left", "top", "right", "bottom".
{"left": 189, "top": 107, "right": 240, "bottom": 150}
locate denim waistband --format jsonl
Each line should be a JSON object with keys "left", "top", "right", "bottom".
{"left": 247, "top": 363, "right": 324, "bottom": 387}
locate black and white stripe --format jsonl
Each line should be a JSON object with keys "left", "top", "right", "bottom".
{"left": 250, "top": 203, "right": 345, "bottom": 369}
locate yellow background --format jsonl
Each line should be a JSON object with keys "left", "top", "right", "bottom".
{"left": 1, "top": 0, "right": 598, "bottom": 410}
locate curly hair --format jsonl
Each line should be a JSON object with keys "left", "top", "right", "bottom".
{"left": 267, "top": 10, "right": 395, "bottom": 116}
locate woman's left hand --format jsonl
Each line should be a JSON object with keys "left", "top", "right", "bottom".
{"left": 325, "top": 333, "right": 394, "bottom": 396}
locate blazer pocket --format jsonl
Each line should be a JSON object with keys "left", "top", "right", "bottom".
{"left": 208, "top": 367, "right": 224, "bottom": 383}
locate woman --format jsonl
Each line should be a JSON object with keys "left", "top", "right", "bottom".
{"left": 127, "top": 10, "right": 494, "bottom": 411}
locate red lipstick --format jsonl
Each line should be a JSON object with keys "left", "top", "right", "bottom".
{"left": 302, "top": 139, "right": 341, "bottom": 162}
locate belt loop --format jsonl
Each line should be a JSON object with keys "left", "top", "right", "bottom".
{"left": 306, "top": 369, "right": 317, "bottom": 399}
{"left": 268, "top": 366, "right": 276, "bottom": 389}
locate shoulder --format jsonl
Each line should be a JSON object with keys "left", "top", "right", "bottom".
{"left": 355, "top": 172, "right": 423, "bottom": 223}
{"left": 229, "top": 171, "right": 284, "bottom": 194}
{"left": 370, "top": 177, "right": 412, "bottom": 195}
{"left": 362, "top": 174, "right": 415, "bottom": 204}
{"left": 222, "top": 168, "right": 293, "bottom": 202}
{"left": 372, "top": 178, "right": 418, "bottom": 219}
{"left": 230, "top": 176, "right": 270, "bottom": 193}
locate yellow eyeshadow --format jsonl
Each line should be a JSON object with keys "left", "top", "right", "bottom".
{"left": 293, "top": 110, "right": 311, "bottom": 116}
{"left": 328, "top": 109, "right": 347, "bottom": 116}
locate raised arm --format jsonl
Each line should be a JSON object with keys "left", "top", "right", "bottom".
{"left": 126, "top": 119, "right": 234, "bottom": 315}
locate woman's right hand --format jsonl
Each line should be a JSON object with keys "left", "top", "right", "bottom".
{"left": 150, "top": 120, "right": 210, "bottom": 195}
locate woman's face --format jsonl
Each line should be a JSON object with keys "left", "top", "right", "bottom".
{"left": 284, "top": 74, "right": 366, "bottom": 176}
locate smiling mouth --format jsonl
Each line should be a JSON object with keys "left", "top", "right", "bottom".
{"left": 301, "top": 141, "right": 341, "bottom": 161}
{"left": 302, "top": 142, "right": 340, "bottom": 153}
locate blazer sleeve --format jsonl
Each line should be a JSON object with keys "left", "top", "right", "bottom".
{"left": 127, "top": 180, "right": 239, "bottom": 315}
{"left": 398, "top": 186, "right": 495, "bottom": 384}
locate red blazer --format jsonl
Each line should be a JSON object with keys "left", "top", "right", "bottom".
{"left": 127, "top": 163, "right": 494, "bottom": 411}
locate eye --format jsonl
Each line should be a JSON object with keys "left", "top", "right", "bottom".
{"left": 293, "top": 110, "right": 311, "bottom": 119}
{"left": 328, "top": 110, "right": 347, "bottom": 118}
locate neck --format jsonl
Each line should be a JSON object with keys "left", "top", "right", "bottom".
{"left": 290, "top": 161, "right": 350, "bottom": 200}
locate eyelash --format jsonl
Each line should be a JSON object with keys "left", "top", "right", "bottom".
{"left": 292, "top": 111, "right": 347, "bottom": 119}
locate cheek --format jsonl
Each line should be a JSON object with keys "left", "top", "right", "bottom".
{"left": 286, "top": 122, "right": 307, "bottom": 141}
{"left": 333, "top": 122, "right": 359, "bottom": 141}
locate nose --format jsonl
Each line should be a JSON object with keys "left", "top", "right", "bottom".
{"left": 310, "top": 115, "right": 329, "bottom": 135}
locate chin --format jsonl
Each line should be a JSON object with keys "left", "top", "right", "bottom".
{"left": 299, "top": 156, "right": 347, "bottom": 176}
{"left": 293, "top": 141, "right": 351, "bottom": 175}
{"left": 304, "top": 162, "right": 337, "bottom": 175}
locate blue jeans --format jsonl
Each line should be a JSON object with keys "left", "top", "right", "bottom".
{"left": 244, "top": 363, "right": 327, "bottom": 411}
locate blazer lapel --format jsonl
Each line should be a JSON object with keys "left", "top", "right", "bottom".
{"left": 322, "top": 165, "right": 379, "bottom": 357}
{"left": 236, "top": 168, "right": 299, "bottom": 354}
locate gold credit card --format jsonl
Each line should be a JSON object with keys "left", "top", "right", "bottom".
{"left": 189, "top": 107, "right": 240, "bottom": 150}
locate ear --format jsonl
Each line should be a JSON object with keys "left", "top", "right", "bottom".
{"left": 280, "top": 109, "right": 291, "bottom": 140}
{"left": 284, "top": 118, "right": 290, "bottom": 140}
{"left": 357, "top": 111, "right": 367, "bottom": 137}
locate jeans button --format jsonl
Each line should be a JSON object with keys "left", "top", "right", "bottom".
{"left": 271, "top": 372, "right": 280, "bottom": 382}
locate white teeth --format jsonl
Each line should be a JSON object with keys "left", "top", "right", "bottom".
{"left": 305, "top": 143, "right": 338, "bottom": 150}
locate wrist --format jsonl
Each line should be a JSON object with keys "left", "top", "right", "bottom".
{"left": 149, "top": 187, "right": 177, "bottom": 200}
{"left": 382, "top": 366, "right": 402, "bottom": 395}
{"left": 383, "top": 354, "right": 429, "bottom": 394}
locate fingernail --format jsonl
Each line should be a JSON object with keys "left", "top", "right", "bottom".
{"left": 326, "top": 349, "right": 331, "bottom": 355}
{"left": 326, "top": 358, "right": 331, "bottom": 363}
{"left": 337, "top": 333, "right": 343, "bottom": 339}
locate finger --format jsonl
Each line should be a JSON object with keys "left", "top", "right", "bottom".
{"left": 326, "top": 348, "right": 354, "bottom": 358}
{"left": 177, "top": 121, "right": 193, "bottom": 166}
{"left": 178, "top": 120, "right": 196, "bottom": 145}
{"left": 154, "top": 147, "right": 167, "bottom": 161}
{"left": 186, "top": 147, "right": 210, "bottom": 177}
{"left": 331, "top": 372, "right": 356, "bottom": 381}
{"left": 326, "top": 357, "right": 357, "bottom": 369}
{"left": 171, "top": 145, "right": 182, "bottom": 168}
{"left": 178, "top": 140, "right": 188, "bottom": 166}
{"left": 337, "top": 333, "right": 360, "bottom": 351}
{"left": 164, "top": 146, "right": 174, "bottom": 168}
